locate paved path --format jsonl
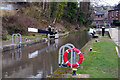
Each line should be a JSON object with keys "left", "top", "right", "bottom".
{"left": 108, "top": 27, "right": 120, "bottom": 46}
{"left": 95, "top": 27, "right": 119, "bottom": 46}
{"left": 108, "top": 27, "right": 120, "bottom": 57}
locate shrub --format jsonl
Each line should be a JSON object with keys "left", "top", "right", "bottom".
{"left": 90, "top": 25, "right": 94, "bottom": 29}
{"left": 84, "top": 28, "right": 90, "bottom": 31}
{"left": 63, "top": 25, "right": 67, "bottom": 29}
{"left": 32, "top": 33, "right": 36, "bottom": 36}
{"left": 2, "top": 33, "right": 7, "bottom": 40}
{"left": 62, "top": 30, "right": 65, "bottom": 33}
{"left": 6, "top": 25, "right": 27, "bottom": 35}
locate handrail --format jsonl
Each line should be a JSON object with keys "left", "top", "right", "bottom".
{"left": 65, "top": 43, "right": 76, "bottom": 63}
{"left": 58, "top": 43, "right": 75, "bottom": 68}
{"left": 12, "top": 33, "right": 22, "bottom": 47}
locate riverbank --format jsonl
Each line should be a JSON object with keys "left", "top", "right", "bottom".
{"left": 2, "top": 32, "right": 69, "bottom": 52}
{"left": 77, "top": 35, "right": 118, "bottom": 78}
{"left": 51, "top": 34, "right": 118, "bottom": 78}
{"left": 2, "top": 27, "right": 90, "bottom": 52}
{"left": 108, "top": 27, "right": 120, "bottom": 46}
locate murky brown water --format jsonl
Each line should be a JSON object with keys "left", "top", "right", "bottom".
{"left": 2, "top": 31, "right": 90, "bottom": 78}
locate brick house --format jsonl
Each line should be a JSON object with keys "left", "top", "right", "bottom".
{"left": 108, "top": 9, "right": 120, "bottom": 24}
{"left": 91, "top": 10, "right": 109, "bottom": 26}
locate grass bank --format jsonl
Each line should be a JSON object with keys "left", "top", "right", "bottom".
{"left": 3, "top": 27, "right": 89, "bottom": 42}
{"left": 52, "top": 35, "right": 118, "bottom": 78}
{"left": 77, "top": 36, "right": 118, "bottom": 78}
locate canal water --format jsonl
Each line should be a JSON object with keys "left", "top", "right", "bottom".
{"left": 2, "top": 31, "right": 90, "bottom": 78}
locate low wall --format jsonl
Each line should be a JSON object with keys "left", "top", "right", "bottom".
{"left": 2, "top": 39, "right": 46, "bottom": 52}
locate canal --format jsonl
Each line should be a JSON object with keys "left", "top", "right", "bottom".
{"left": 2, "top": 31, "right": 90, "bottom": 78}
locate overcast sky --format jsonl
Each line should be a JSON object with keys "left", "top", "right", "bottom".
{"left": 97, "top": 0, "right": 119, "bottom": 6}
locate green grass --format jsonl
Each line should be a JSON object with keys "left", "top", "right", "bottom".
{"left": 21, "top": 36, "right": 37, "bottom": 39}
{"left": 3, "top": 35, "right": 44, "bottom": 42}
{"left": 77, "top": 37, "right": 118, "bottom": 78}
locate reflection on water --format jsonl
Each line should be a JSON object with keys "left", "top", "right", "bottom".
{"left": 12, "top": 48, "right": 22, "bottom": 61}
{"left": 2, "top": 32, "right": 90, "bottom": 78}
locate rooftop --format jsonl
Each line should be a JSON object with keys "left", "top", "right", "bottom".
{"left": 94, "top": 10, "right": 107, "bottom": 15}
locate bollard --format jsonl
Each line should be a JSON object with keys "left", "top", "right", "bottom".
{"left": 47, "top": 34, "right": 50, "bottom": 39}
{"left": 90, "top": 48, "right": 92, "bottom": 51}
{"left": 55, "top": 30, "right": 59, "bottom": 39}
{"left": 95, "top": 39, "right": 98, "bottom": 42}
{"left": 47, "top": 25, "right": 51, "bottom": 39}
{"left": 48, "top": 25, "right": 51, "bottom": 32}
{"left": 102, "top": 27, "right": 105, "bottom": 36}
{"left": 72, "top": 68, "right": 77, "bottom": 75}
